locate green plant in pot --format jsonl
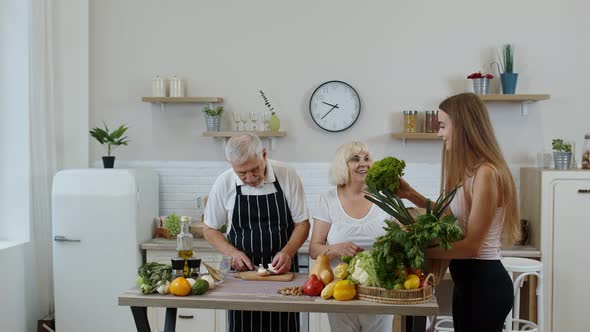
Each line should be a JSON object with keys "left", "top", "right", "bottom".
{"left": 494, "top": 44, "right": 518, "bottom": 94}
{"left": 202, "top": 105, "right": 224, "bottom": 131}
{"left": 203, "top": 105, "right": 224, "bottom": 131}
{"left": 89, "top": 122, "right": 129, "bottom": 168}
{"left": 552, "top": 139, "right": 573, "bottom": 169}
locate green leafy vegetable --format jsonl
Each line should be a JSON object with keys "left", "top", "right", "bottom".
{"left": 137, "top": 262, "right": 172, "bottom": 294}
{"left": 364, "top": 157, "right": 406, "bottom": 194}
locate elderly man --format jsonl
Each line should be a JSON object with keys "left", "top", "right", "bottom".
{"left": 203, "top": 133, "right": 310, "bottom": 332}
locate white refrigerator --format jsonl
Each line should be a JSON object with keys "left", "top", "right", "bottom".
{"left": 52, "top": 169, "right": 159, "bottom": 332}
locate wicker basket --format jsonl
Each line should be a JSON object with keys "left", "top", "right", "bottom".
{"left": 425, "top": 259, "right": 450, "bottom": 286}
{"left": 356, "top": 274, "right": 435, "bottom": 304}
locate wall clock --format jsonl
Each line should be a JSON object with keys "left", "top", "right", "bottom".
{"left": 309, "top": 80, "right": 361, "bottom": 132}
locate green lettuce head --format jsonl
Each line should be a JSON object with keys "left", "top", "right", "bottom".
{"left": 365, "top": 156, "right": 406, "bottom": 193}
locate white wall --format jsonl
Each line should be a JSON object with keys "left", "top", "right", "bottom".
{"left": 0, "top": 0, "right": 89, "bottom": 331}
{"left": 88, "top": 0, "right": 590, "bottom": 165}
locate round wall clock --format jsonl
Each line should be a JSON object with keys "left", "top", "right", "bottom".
{"left": 309, "top": 80, "right": 361, "bottom": 132}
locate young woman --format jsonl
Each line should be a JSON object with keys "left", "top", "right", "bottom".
{"left": 396, "top": 93, "right": 519, "bottom": 332}
{"left": 310, "top": 142, "right": 394, "bottom": 332}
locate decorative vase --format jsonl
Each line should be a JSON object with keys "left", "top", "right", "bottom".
{"left": 205, "top": 115, "right": 221, "bottom": 131}
{"left": 500, "top": 73, "right": 518, "bottom": 94}
{"left": 102, "top": 156, "right": 115, "bottom": 169}
{"left": 472, "top": 78, "right": 490, "bottom": 95}
{"left": 553, "top": 151, "right": 572, "bottom": 170}
{"left": 269, "top": 112, "right": 280, "bottom": 132}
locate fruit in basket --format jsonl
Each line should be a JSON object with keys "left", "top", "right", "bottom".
{"left": 320, "top": 281, "right": 336, "bottom": 299}
{"left": 333, "top": 263, "right": 349, "bottom": 280}
{"left": 303, "top": 274, "right": 324, "bottom": 296}
{"left": 404, "top": 274, "right": 420, "bottom": 290}
{"left": 170, "top": 277, "right": 192, "bottom": 296}
{"left": 333, "top": 280, "right": 356, "bottom": 301}
{"left": 310, "top": 254, "right": 334, "bottom": 286}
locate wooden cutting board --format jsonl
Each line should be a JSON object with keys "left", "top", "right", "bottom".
{"left": 233, "top": 271, "right": 295, "bottom": 281}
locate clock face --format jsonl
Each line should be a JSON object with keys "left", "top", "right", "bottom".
{"left": 309, "top": 80, "right": 361, "bottom": 132}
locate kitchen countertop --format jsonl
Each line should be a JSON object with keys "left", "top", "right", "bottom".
{"left": 119, "top": 272, "right": 439, "bottom": 316}
{"left": 141, "top": 238, "right": 540, "bottom": 258}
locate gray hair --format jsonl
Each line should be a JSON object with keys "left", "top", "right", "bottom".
{"left": 329, "top": 141, "right": 372, "bottom": 186}
{"left": 224, "top": 133, "right": 264, "bottom": 164}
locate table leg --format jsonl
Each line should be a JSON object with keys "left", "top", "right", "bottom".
{"left": 130, "top": 307, "right": 150, "bottom": 332}
{"left": 164, "top": 307, "right": 177, "bottom": 332}
{"left": 404, "top": 316, "right": 426, "bottom": 332}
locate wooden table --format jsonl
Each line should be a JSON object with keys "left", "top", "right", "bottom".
{"left": 119, "top": 273, "right": 438, "bottom": 332}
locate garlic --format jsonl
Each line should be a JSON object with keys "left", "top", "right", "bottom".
{"left": 257, "top": 264, "right": 270, "bottom": 276}
{"left": 156, "top": 280, "right": 170, "bottom": 294}
{"left": 201, "top": 275, "right": 216, "bottom": 289}
{"left": 186, "top": 278, "right": 196, "bottom": 287}
{"left": 267, "top": 264, "right": 278, "bottom": 274}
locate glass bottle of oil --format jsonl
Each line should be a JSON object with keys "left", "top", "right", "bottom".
{"left": 177, "top": 216, "right": 193, "bottom": 277}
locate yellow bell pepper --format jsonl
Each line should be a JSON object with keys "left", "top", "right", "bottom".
{"left": 333, "top": 263, "right": 349, "bottom": 280}
{"left": 332, "top": 280, "right": 356, "bottom": 301}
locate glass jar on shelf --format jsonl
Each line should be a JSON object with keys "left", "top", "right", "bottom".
{"left": 424, "top": 110, "right": 439, "bottom": 133}
{"left": 582, "top": 133, "right": 590, "bottom": 169}
{"left": 403, "top": 110, "right": 418, "bottom": 133}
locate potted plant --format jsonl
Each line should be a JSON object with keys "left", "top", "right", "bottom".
{"left": 552, "top": 138, "right": 572, "bottom": 169}
{"left": 259, "top": 90, "right": 280, "bottom": 131}
{"left": 467, "top": 71, "right": 494, "bottom": 95}
{"left": 496, "top": 44, "right": 518, "bottom": 94}
{"left": 202, "top": 105, "right": 224, "bottom": 131}
{"left": 89, "top": 122, "right": 129, "bottom": 168}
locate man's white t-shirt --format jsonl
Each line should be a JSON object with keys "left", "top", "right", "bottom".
{"left": 313, "top": 188, "right": 392, "bottom": 264}
{"left": 204, "top": 159, "right": 309, "bottom": 232}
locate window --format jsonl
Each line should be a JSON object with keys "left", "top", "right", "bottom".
{"left": 0, "top": 0, "right": 31, "bottom": 247}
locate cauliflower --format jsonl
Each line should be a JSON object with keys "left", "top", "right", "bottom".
{"left": 348, "top": 251, "right": 380, "bottom": 287}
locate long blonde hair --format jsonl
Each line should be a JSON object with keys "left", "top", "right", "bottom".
{"left": 439, "top": 93, "right": 520, "bottom": 244}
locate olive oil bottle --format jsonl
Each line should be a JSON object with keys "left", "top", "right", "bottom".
{"left": 177, "top": 216, "right": 193, "bottom": 277}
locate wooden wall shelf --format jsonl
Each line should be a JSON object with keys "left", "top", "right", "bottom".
{"left": 478, "top": 94, "right": 550, "bottom": 115}
{"left": 142, "top": 97, "right": 224, "bottom": 103}
{"left": 391, "top": 133, "right": 440, "bottom": 140}
{"left": 477, "top": 94, "right": 550, "bottom": 102}
{"left": 203, "top": 131, "right": 286, "bottom": 150}
{"left": 203, "top": 131, "right": 286, "bottom": 138}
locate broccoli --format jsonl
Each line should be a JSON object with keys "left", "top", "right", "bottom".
{"left": 365, "top": 157, "right": 406, "bottom": 193}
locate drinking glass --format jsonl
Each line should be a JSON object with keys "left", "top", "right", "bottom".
{"left": 202, "top": 255, "right": 232, "bottom": 284}
{"left": 249, "top": 112, "right": 260, "bottom": 131}
{"left": 232, "top": 112, "right": 241, "bottom": 131}
{"left": 240, "top": 112, "right": 249, "bottom": 131}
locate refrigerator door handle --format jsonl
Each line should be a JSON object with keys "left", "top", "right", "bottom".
{"left": 54, "top": 235, "right": 81, "bottom": 242}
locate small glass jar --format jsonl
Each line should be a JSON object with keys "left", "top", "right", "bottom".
{"left": 187, "top": 258, "right": 201, "bottom": 279}
{"left": 582, "top": 133, "right": 590, "bottom": 169}
{"left": 430, "top": 110, "right": 439, "bottom": 133}
{"left": 403, "top": 110, "right": 418, "bottom": 133}
{"left": 171, "top": 258, "right": 185, "bottom": 280}
{"left": 424, "top": 110, "right": 439, "bottom": 133}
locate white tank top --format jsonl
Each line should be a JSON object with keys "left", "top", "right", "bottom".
{"left": 450, "top": 175, "right": 503, "bottom": 260}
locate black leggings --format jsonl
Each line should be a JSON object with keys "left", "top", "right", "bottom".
{"left": 449, "top": 259, "right": 514, "bottom": 332}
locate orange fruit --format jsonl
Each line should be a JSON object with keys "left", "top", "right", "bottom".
{"left": 170, "top": 277, "right": 192, "bottom": 296}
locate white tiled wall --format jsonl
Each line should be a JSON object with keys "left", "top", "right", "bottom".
{"left": 111, "top": 160, "right": 523, "bottom": 221}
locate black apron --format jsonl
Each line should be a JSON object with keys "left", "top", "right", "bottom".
{"left": 227, "top": 177, "right": 300, "bottom": 332}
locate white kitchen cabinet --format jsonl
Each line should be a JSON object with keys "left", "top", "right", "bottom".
{"left": 520, "top": 168, "right": 590, "bottom": 332}
{"left": 145, "top": 247, "right": 226, "bottom": 332}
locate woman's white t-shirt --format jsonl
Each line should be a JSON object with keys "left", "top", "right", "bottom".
{"left": 313, "top": 188, "right": 392, "bottom": 265}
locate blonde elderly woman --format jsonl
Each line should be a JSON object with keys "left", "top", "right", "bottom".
{"left": 310, "top": 141, "right": 394, "bottom": 332}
